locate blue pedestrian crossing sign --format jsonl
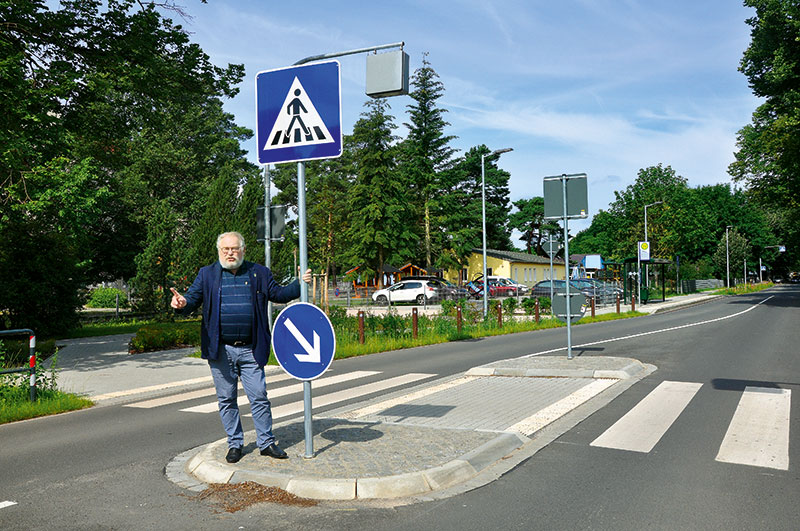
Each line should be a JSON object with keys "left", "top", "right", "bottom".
{"left": 272, "top": 302, "right": 336, "bottom": 381}
{"left": 256, "top": 61, "right": 342, "bottom": 165}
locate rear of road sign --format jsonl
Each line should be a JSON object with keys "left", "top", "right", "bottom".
{"left": 256, "top": 61, "right": 342, "bottom": 165}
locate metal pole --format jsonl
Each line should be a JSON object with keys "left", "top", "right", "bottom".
{"left": 562, "top": 175, "right": 573, "bottom": 360}
{"left": 759, "top": 257, "right": 762, "bottom": 283}
{"left": 481, "top": 153, "right": 488, "bottom": 319}
{"left": 726, "top": 226, "right": 730, "bottom": 288}
{"left": 294, "top": 42, "right": 404, "bottom": 66}
{"left": 264, "top": 165, "right": 274, "bottom": 332}
{"left": 637, "top": 247, "right": 641, "bottom": 308}
{"left": 549, "top": 234, "right": 554, "bottom": 301}
{"left": 298, "top": 161, "right": 313, "bottom": 458}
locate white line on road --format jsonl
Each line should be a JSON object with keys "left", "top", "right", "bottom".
{"left": 246, "top": 373, "right": 436, "bottom": 420}
{"left": 507, "top": 378, "right": 618, "bottom": 436}
{"left": 91, "top": 375, "right": 214, "bottom": 401}
{"left": 522, "top": 296, "right": 774, "bottom": 358}
{"left": 179, "top": 371, "right": 382, "bottom": 413}
{"left": 126, "top": 369, "right": 299, "bottom": 409}
{"left": 337, "top": 375, "right": 477, "bottom": 420}
{"left": 716, "top": 386, "right": 791, "bottom": 470}
{"left": 590, "top": 380, "right": 703, "bottom": 453}
{"left": 0, "top": 501, "right": 17, "bottom": 509}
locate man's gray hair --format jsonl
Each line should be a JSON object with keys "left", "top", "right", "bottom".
{"left": 216, "top": 231, "right": 246, "bottom": 250}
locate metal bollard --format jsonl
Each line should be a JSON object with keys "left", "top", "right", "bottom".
{"left": 0, "top": 329, "right": 37, "bottom": 401}
{"left": 535, "top": 298, "right": 540, "bottom": 324}
{"left": 616, "top": 294, "right": 620, "bottom": 314}
{"left": 497, "top": 302, "right": 502, "bottom": 328}
{"left": 412, "top": 307, "right": 418, "bottom": 339}
{"left": 457, "top": 305, "right": 463, "bottom": 335}
{"left": 358, "top": 310, "right": 365, "bottom": 344}
{"left": 632, "top": 294, "right": 636, "bottom": 312}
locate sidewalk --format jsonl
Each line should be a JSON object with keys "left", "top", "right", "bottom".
{"left": 52, "top": 292, "right": 719, "bottom": 501}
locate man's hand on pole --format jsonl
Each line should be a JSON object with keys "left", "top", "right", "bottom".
{"left": 300, "top": 268, "right": 312, "bottom": 284}
{"left": 170, "top": 287, "right": 187, "bottom": 309}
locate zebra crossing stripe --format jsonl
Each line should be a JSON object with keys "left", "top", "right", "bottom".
{"left": 590, "top": 381, "right": 702, "bottom": 453}
{"left": 507, "top": 379, "right": 618, "bottom": 436}
{"left": 716, "top": 386, "right": 791, "bottom": 470}
{"left": 125, "top": 369, "right": 298, "bottom": 409}
{"left": 0, "top": 501, "right": 17, "bottom": 509}
{"left": 245, "top": 373, "right": 436, "bottom": 420}
{"left": 179, "top": 371, "right": 381, "bottom": 414}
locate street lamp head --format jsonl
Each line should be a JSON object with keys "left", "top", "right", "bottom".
{"left": 492, "top": 147, "right": 513, "bottom": 156}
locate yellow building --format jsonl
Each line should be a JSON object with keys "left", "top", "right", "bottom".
{"left": 446, "top": 248, "right": 566, "bottom": 286}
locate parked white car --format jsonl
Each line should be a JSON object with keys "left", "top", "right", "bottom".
{"left": 371, "top": 279, "right": 444, "bottom": 305}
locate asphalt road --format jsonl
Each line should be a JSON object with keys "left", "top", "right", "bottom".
{"left": 1, "top": 286, "right": 797, "bottom": 530}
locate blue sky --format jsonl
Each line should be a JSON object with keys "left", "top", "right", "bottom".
{"left": 177, "top": 0, "right": 758, "bottom": 236}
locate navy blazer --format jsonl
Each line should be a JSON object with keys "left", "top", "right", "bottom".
{"left": 180, "top": 261, "right": 300, "bottom": 367}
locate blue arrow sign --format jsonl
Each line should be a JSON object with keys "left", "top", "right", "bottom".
{"left": 272, "top": 303, "right": 336, "bottom": 381}
{"left": 255, "top": 61, "right": 342, "bottom": 165}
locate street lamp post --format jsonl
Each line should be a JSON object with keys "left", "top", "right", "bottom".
{"left": 643, "top": 201, "right": 662, "bottom": 289}
{"left": 725, "top": 225, "right": 733, "bottom": 288}
{"left": 481, "top": 147, "right": 513, "bottom": 318}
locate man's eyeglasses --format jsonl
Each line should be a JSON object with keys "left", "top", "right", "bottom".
{"left": 219, "top": 246, "right": 243, "bottom": 254}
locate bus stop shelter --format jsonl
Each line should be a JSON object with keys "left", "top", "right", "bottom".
{"left": 623, "top": 257, "right": 670, "bottom": 304}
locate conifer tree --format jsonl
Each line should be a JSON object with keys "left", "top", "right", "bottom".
{"left": 345, "top": 98, "right": 415, "bottom": 286}
{"left": 402, "top": 54, "right": 457, "bottom": 269}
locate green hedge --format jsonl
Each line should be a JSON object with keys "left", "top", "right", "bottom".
{"left": 129, "top": 321, "right": 201, "bottom": 353}
{"left": 86, "top": 287, "right": 129, "bottom": 309}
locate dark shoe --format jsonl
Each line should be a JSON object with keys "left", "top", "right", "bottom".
{"left": 260, "top": 443, "right": 288, "bottom": 459}
{"left": 225, "top": 447, "right": 243, "bottom": 463}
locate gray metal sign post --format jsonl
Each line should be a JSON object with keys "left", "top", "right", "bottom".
{"left": 545, "top": 234, "right": 558, "bottom": 301}
{"left": 544, "top": 173, "right": 588, "bottom": 360}
{"left": 256, "top": 42, "right": 407, "bottom": 459}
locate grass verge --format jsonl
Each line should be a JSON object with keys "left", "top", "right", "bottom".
{"left": 714, "top": 282, "right": 774, "bottom": 296}
{"left": 0, "top": 386, "right": 93, "bottom": 424}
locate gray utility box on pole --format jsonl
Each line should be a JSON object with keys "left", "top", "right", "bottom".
{"left": 256, "top": 205, "right": 287, "bottom": 241}
{"left": 366, "top": 50, "right": 409, "bottom": 98}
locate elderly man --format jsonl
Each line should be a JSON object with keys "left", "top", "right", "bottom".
{"left": 171, "top": 231, "right": 312, "bottom": 463}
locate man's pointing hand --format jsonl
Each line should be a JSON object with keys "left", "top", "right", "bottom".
{"left": 170, "top": 287, "right": 186, "bottom": 309}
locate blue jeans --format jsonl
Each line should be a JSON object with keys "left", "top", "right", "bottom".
{"left": 208, "top": 344, "right": 275, "bottom": 450}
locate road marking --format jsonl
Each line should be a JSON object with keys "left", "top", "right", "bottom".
{"left": 0, "top": 501, "right": 17, "bottom": 509}
{"left": 91, "top": 375, "right": 214, "bottom": 401}
{"left": 590, "top": 380, "right": 702, "bottom": 453}
{"left": 522, "top": 296, "right": 774, "bottom": 358}
{"left": 125, "top": 370, "right": 298, "bottom": 409}
{"left": 507, "top": 379, "right": 618, "bottom": 436}
{"left": 179, "top": 371, "right": 381, "bottom": 413}
{"left": 246, "top": 373, "right": 436, "bottom": 420}
{"left": 716, "top": 386, "right": 791, "bottom": 470}
{"left": 337, "top": 375, "right": 477, "bottom": 420}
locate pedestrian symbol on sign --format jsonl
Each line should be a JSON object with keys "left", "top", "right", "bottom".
{"left": 265, "top": 77, "right": 333, "bottom": 151}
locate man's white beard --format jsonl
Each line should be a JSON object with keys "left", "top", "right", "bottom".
{"left": 220, "top": 256, "right": 244, "bottom": 270}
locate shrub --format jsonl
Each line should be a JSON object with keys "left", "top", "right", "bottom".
{"left": 129, "top": 321, "right": 201, "bottom": 353}
{"left": 86, "top": 287, "right": 129, "bottom": 309}
{"left": 502, "top": 297, "right": 518, "bottom": 317}
{"left": 521, "top": 297, "right": 550, "bottom": 315}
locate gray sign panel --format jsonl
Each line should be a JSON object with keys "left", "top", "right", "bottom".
{"left": 543, "top": 173, "right": 589, "bottom": 220}
{"left": 551, "top": 292, "right": 586, "bottom": 323}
